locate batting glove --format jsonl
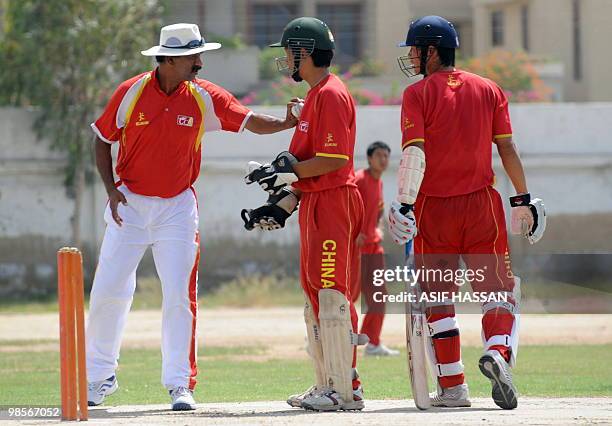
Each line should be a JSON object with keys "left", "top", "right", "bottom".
{"left": 245, "top": 151, "right": 299, "bottom": 195}
{"left": 241, "top": 188, "right": 299, "bottom": 231}
{"left": 509, "top": 193, "right": 546, "bottom": 244}
{"left": 388, "top": 200, "right": 418, "bottom": 244}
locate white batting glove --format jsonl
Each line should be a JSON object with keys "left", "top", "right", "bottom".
{"left": 509, "top": 193, "right": 546, "bottom": 244}
{"left": 388, "top": 200, "right": 418, "bottom": 244}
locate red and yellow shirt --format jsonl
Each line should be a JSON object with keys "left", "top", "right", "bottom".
{"left": 91, "top": 69, "right": 252, "bottom": 198}
{"left": 401, "top": 69, "right": 513, "bottom": 197}
{"left": 289, "top": 74, "right": 357, "bottom": 192}
{"left": 355, "top": 169, "right": 383, "bottom": 245}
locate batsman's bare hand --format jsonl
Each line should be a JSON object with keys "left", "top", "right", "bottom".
{"left": 107, "top": 187, "right": 128, "bottom": 226}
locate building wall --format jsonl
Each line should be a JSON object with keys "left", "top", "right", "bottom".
{"left": 581, "top": 0, "right": 612, "bottom": 101}
{"left": 169, "top": 0, "right": 411, "bottom": 79}
{"left": 409, "top": 0, "right": 474, "bottom": 57}
{"left": 473, "top": 0, "right": 612, "bottom": 102}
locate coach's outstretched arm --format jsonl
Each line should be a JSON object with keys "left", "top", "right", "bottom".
{"left": 496, "top": 137, "right": 546, "bottom": 244}
{"left": 94, "top": 137, "right": 127, "bottom": 226}
{"left": 245, "top": 99, "right": 301, "bottom": 134}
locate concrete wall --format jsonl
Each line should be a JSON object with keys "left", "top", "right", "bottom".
{"left": 472, "top": 0, "right": 612, "bottom": 102}
{"left": 1, "top": 104, "right": 612, "bottom": 293}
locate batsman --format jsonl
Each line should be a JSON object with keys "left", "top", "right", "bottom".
{"left": 242, "top": 17, "right": 366, "bottom": 411}
{"left": 388, "top": 16, "right": 546, "bottom": 410}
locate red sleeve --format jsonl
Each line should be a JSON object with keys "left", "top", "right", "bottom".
{"left": 207, "top": 83, "right": 252, "bottom": 132}
{"left": 492, "top": 84, "right": 513, "bottom": 141}
{"left": 91, "top": 82, "right": 131, "bottom": 144}
{"left": 401, "top": 86, "right": 425, "bottom": 150}
{"left": 313, "top": 88, "right": 353, "bottom": 160}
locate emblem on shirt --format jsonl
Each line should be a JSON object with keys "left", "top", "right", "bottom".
{"left": 135, "top": 112, "right": 149, "bottom": 126}
{"left": 324, "top": 133, "right": 337, "bottom": 147}
{"left": 299, "top": 120, "right": 309, "bottom": 133}
{"left": 404, "top": 118, "right": 415, "bottom": 129}
{"left": 447, "top": 75, "right": 462, "bottom": 88}
{"left": 177, "top": 115, "right": 194, "bottom": 127}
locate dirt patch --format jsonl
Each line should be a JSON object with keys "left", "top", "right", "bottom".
{"left": 10, "top": 398, "right": 612, "bottom": 425}
{"left": 1, "top": 309, "right": 611, "bottom": 353}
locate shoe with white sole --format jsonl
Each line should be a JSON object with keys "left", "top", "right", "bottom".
{"left": 479, "top": 349, "right": 518, "bottom": 410}
{"left": 429, "top": 383, "right": 471, "bottom": 407}
{"left": 87, "top": 375, "right": 118, "bottom": 406}
{"left": 364, "top": 343, "right": 400, "bottom": 357}
{"left": 301, "top": 387, "right": 365, "bottom": 411}
{"left": 169, "top": 386, "right": 196, "bottom": 411}
{"left": 342, "top": 385, "right": 365, "bottom": 411}
{"left": 287, "top": 385, "right": 320, "bottom": 408}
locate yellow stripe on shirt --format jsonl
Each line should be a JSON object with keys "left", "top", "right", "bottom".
{"left": 402, "top": 138, "right": 425, "bottom": 149}
{"left": 493, "top": 134, "right": 512, "bottom": 140}
{"left": 315, "top": 152, "right": 349, "bottom": 160}
{"left": 187, "top": 82, "right": 208, "bottom": 151}
{"left": 124, "top": 74, "right": 151, "bottom": 127}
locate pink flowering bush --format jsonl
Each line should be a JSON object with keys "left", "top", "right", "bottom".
{"left": 458, "top": 50, "right": 553, "bottom": 102}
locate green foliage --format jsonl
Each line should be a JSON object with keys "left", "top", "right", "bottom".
{"left": 0, "top": 0, "right": 167, "bottom": 187}
{"left": 259, "top": 47, "right": 282, "bottom": 81}
{"left": 208, "top": 32, "right": 247, "bottom": 50}
{"left": 348, "top": 58, "right": 385, "bottom": 77}
{"left": 458, "top": 50, "right": 553, "bottom": 102}
{"left": 239, "top": 68, "right": 403, "bottom": 106}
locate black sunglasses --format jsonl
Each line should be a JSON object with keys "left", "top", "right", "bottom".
{"left": 163, "top": 39, "right": 204, "bottom": 49}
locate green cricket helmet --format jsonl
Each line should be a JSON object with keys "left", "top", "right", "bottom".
{"left": 270, "top": 17, "right": 335, "bottom": 82}
{"left": 270, "top": 17, "right": 335, "bottom": 50}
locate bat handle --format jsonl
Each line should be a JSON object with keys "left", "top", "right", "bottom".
{"left": 405, "top": 240, "right": 413, "bottom": 257}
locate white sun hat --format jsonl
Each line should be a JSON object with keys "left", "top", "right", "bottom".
{"left": 141, "top": 23, "right": 221, "bottom": 56}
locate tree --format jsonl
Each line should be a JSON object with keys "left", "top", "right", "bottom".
{"left": 0, "top": 0, "right": 166, "bottom": 247}
{"left": 458, "top": 50, "right": 553, "bottom": 102}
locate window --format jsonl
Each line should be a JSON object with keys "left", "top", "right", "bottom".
{"left": 573, "top": 0, "right": 582, "bottom": 80}
{"left": 521, "top": 5, "right": 529, "bottom": 51}
{"left": 249, "top": 3, "right": 299, "bottom": 48}
{"left": 491, "top": 10, "right": 504, "bottom": 47}
{"left": 316, "top": 4, "right": 362, "bottom": 66}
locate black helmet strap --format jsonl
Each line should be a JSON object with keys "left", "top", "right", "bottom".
{"left": 419, "top": 47, "right": 430, "bottom": 77}
{"left": 415, "top": 36, "right": 442, "bottom": 77}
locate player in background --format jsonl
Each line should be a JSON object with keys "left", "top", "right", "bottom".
{"left": 387, "top": 16, "right": 546, "bottom": 410}
{"left": 242, "top": 17, "right": 366, "bottom": 411}
{"left": 86, "top": 23, "right": 299, "bottom": 411}
{"left": 351, "top": 141, "right": 399, "bottom": 357}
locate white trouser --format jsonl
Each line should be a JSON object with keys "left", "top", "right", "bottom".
{"left": 86, "top": 185, "right": 199, "bottom": 390}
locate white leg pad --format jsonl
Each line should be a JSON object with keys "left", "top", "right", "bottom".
{"left": 434, "top": 360, "right": 465, "bottom": 377}
{"left": 304, "top": 298, "right": 326, "bottom": 388}
{"left": 318, "top": 289, "right": 354, "bottom": 402}
{"left": 427, "top": 317, "right": 458, "bottom": 337}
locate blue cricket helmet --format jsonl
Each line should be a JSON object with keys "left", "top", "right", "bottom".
{"left": 399, "top": 15, "right": 459, "bottom": 49}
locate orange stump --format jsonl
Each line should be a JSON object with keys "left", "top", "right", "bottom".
{"left": 58, "top": 248, "right": 88, "bottom": 421}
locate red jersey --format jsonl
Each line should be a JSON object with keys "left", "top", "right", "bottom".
{"left": 401, "top": 69, "right": 513, "bottom": 197}
{"left": 355, "top": 169, "right": 383, "bottom": 245}
{"left": 289, "top": 74, "right": 357, "bottom": 192}
{"left": 92, "top": 69, "right": 251, "bottom": 198}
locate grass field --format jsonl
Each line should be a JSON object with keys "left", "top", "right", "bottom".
{"left": 2, "top": 343, "right": 611, "bottom": 406}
